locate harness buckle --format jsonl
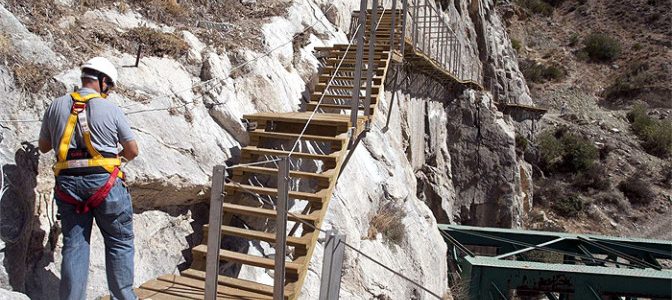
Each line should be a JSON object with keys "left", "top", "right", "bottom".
{"left": 72, "top": 102, "right": 87, "bottom": 113}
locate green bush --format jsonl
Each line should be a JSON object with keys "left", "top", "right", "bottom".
{"left": 515, "top": 0, "right": 554, "bottom": 16}
{"left": 516, "top": 134, "right": 529, "bottom": 152}
{"left": 521, "top": 60, "right": 566, "bottom": 83}
{"left": 511, "top": 38, "right": 522, "bottom": 52}
{"left": 627, "top": 103, "right": 672, "bottom": 158}
{"left": 553, "top": 194, "right": 584, "bottom": 217}
{"left": 582, "top": 32, "right": 621, "bottom": 62}
{"left": 537, "top": 129, "right": 598, "bottom": 173}
{"left": 568, "top": 33, "right": 580, "bottom": 46}
{"left": 561, "top": 134, "right": 599, "bottom": 171}
{"left": 574, "top": 164, "right": 611, "bottom": 191}
{"left": 619, "top": 175, "right": 655, "bottom": 205}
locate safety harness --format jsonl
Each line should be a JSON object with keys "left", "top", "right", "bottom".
{"left": 54, "top": 92, "right": 124, "bottom": 214}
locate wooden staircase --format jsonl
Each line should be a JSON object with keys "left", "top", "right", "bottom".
{"left": 129, "top": 9, "right": 399, "bottom": 300}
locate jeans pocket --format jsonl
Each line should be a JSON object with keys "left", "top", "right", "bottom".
{"left": 96, "top": 182, "right": 134, "bottom": 241}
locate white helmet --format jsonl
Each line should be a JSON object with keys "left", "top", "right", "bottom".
{"left": 81, "top": 57, "right": 118, "bottom": 86}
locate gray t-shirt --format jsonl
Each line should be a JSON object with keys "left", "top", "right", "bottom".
{"left": 39, "top": 88, "right": 135, "bottom": 155}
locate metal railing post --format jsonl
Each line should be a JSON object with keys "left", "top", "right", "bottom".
{"left": 364, "top": 0, "right": 378, "bottom": 130}
{"left": 400, "top": 0, "right": 408, "bottom": 55}
{"left": 389, "top": 0, "right": 398, "bottom": 52}
{"left": 422, "top": 3, "right": 427, "bottom": 52}
{"left": 427, "top": 5, "right": 433, "bottom": 59}
{"left": 318, "top": 231, "right": 347, "bottom": 300}
{"left": 350, "top": 0, "right": 367, "bottom": 148}
{"left": 412, "top": 0, "right": 419, "bottom": 49}
{"left": 204, "top": 165, "right": 226, "bottom": 300}
{"left": 273, "top": 157, "right": 290, "bottom": 300}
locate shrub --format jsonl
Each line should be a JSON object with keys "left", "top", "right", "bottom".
{"left": 552, "top": 194, "right": 584, "bottom": 217}
{"left": 521, "top": 60, "right": 566, "bottom": 83}
{"left": 560, "top": 133, "right": 598, "bottom": 172}
{"left": 574, "top": 164, "right": 610, "bottom": 191}
{"left": 367, "top": 203, "right": 406, "bottom": 245}
{"left": 619, "top": 175, "right": 655, "bottom": 205}
{"left": 516, "top": 134, "right": 529, "bottom": 152}
{"left": 568, "top": 33, "right": 580, "bottom": 46}
{"left": 537, "top": 129, "right": 598, "bottom": 173}
{"left": 582, "top": 32, "right": 621, "bottom": 62}
{"left": 515, "top": 0, "right": 554, "bottom": 16}
{"left": 605, "top": 62, "right": 656, "bottom": 100}
{"left": 122, "top": 27, "right": 188, "bottom": 57}
{"left": 511, "top": 38, "right": 522, "bottom": 52}
{"left": 627, "top": 103, "right": 672, "bottom": 158}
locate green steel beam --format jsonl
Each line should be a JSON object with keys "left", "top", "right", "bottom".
{"left": 439, "top": 224, "right": 672, "bottom": 300}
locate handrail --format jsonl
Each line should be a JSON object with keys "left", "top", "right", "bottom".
{"left": 347, "top": 0, "right": 484, "bottom": 86}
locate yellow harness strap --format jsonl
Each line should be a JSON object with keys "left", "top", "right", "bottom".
{"left": 54, "top": 92, "right": 124, "bottom": 179}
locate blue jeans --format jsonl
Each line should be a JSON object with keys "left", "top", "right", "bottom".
{"left": 55, "top": 174, "right": 137, "bottom": 300}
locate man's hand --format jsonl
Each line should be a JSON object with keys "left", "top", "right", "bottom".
{"left": 38, "top": 138, "right": 52, "bottom": 153}
{"left": 120, "top": 140, "right": 139, "bottom": 161}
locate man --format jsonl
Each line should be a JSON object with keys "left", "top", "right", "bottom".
{"left": 38, "top": 57, "right": 139, "bottom": 300}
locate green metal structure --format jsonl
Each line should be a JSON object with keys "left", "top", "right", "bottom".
{"left": 438, "top": 224, "right": 672, "bottom": 299}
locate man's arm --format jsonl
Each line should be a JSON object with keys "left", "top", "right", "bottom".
{"left": 119, "top": 140, "right": 139, "bottom": 161}
{"left": 38, "top": 138, "right": 52, "bottom": 153}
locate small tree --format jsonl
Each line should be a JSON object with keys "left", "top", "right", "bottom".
{"left": 583, "top": 32, "right": 621, "bottom": 62}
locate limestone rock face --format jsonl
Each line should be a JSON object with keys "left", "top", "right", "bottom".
{"left": 0, "top": 0, "right": 533, "bottom": 298}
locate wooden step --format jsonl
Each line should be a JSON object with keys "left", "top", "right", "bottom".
{"left": 242, "top": 146, "right": 339, "bottom": 163}
{"left": 316, "top": 83, "right": 381, "bottom": 92}
{"left": 192, "top": 245, "right": 302, "bottom": 274}
{"left": 324, "top": 58, "right": 387, "bottom": 65}
{"left": 321, "top": 66, "right": 386, "bottom": 73}
{"left": 203, "top": 224, "right": 310, "bottom": 247}
{"left": 140, "top": 275, "right": 274, "bottom": 300}
{"left": 224, "top": 182, "right": 328, "bottom": 203}
{"left": 307, "top": 103, "right": 376, "bottom": 111}
{"left": 310, "top": 94, "right": 378, "bottom": 104}
{"left": 315, "top": 44, "right": 389, "bottom": 51}
{"left": 244, "top": 111, "right": 354, "bottom": 128}
{"left": 223, "top": 203, "right": 320, "bottom": 223}
{"left": 319, "top": 75, "right": 384, "bottom": 82}
{"left": 232, "top": 165, "right": 332, "bottom": 184}
{"left": 312, "top": 90, "right": 380, "bottom": 99}
{"left": 250, "top": 129, "right": 346, "bottom": 143}
{"left": 180, "top": 269, "right": 294, "bottom": 298}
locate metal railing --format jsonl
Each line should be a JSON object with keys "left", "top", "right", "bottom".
{"left": 347, "top": 0, "right": 483, "bottom": 85}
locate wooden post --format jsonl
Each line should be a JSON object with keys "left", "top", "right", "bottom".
{"left": 274, "top": 157, "right": 290, "bottom": 299}
{"left": 205, "top": 165, "right": 226, "bottom": 300}
{"left": 318, "top": 231, "right": 346, "bottom": 300}
{"left": 364, "top": 0, "right": 378, "bottom": 129}
{"left": 350, "top": 0, "right": 367, "bottom": 149}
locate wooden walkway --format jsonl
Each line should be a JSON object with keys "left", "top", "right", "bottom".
{"left": 126, "top": 9, "right": 485, "bottom": 300}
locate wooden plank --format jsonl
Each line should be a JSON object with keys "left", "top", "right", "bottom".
{"left": 307, "top": 103, "right": 376, "bottom": 110}
{"left": 311, "top": 93, "right": 378, "bottom": 104}
{"left": 180, "top": 269, "right": 294, "bottom": 298}
{"left": 157, "top": 275, "right": 273, "bottom": 300}
{"left": 224, "top": 183, "right": 328, "bottom": 203}
{"left": 203, "top": 224, "right": 310, "bottom": 247}
{"left": 250, "top": 129, "right": 346, "bottom": 143}
{"left": 232, "top": 165, "right": 332, "bottom": 183}
{"left": 222, "top": 203, "right": 320, "bottom": 222}
{"left": 241, "top": 146, "right": 339, "bottom": 163}
{"left": 192, "top": 245, "right": 302, "bottom": 273}
{"left": 244, "top": 112, "right": 352, "bottom": 127}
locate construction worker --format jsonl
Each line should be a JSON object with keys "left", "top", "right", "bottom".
{"left": 38, "top": 57, "right": 139, "bottom": 300}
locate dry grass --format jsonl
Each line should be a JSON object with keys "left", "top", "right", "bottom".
{"left": 0, "top": 33, "right": 12, "bottom": 61}
{"left": 367, "top": 203, "right": 406, "bottom": 245}
{"left": 122, "top": 27, "right": 189, "bottom": 57}
{"left": 13, "top": 62, "right": 53, "bottom": 93}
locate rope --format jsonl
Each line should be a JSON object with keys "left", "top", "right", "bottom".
{"left": 227, "top": 179, "right": 443, "bottom": 298}
{"left": 287, "top": 5, "right": 388, "bottom": 157}
{"left": 287, "top": 24, "right": 362, "bottom": 157}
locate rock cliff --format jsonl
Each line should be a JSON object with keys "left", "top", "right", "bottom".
{"left": 0, "top": 0, "right": 532, "bottom": 298}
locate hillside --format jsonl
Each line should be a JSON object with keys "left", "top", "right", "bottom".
{"left": 501, "top": 0, "right": 672, "bottom": 238}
